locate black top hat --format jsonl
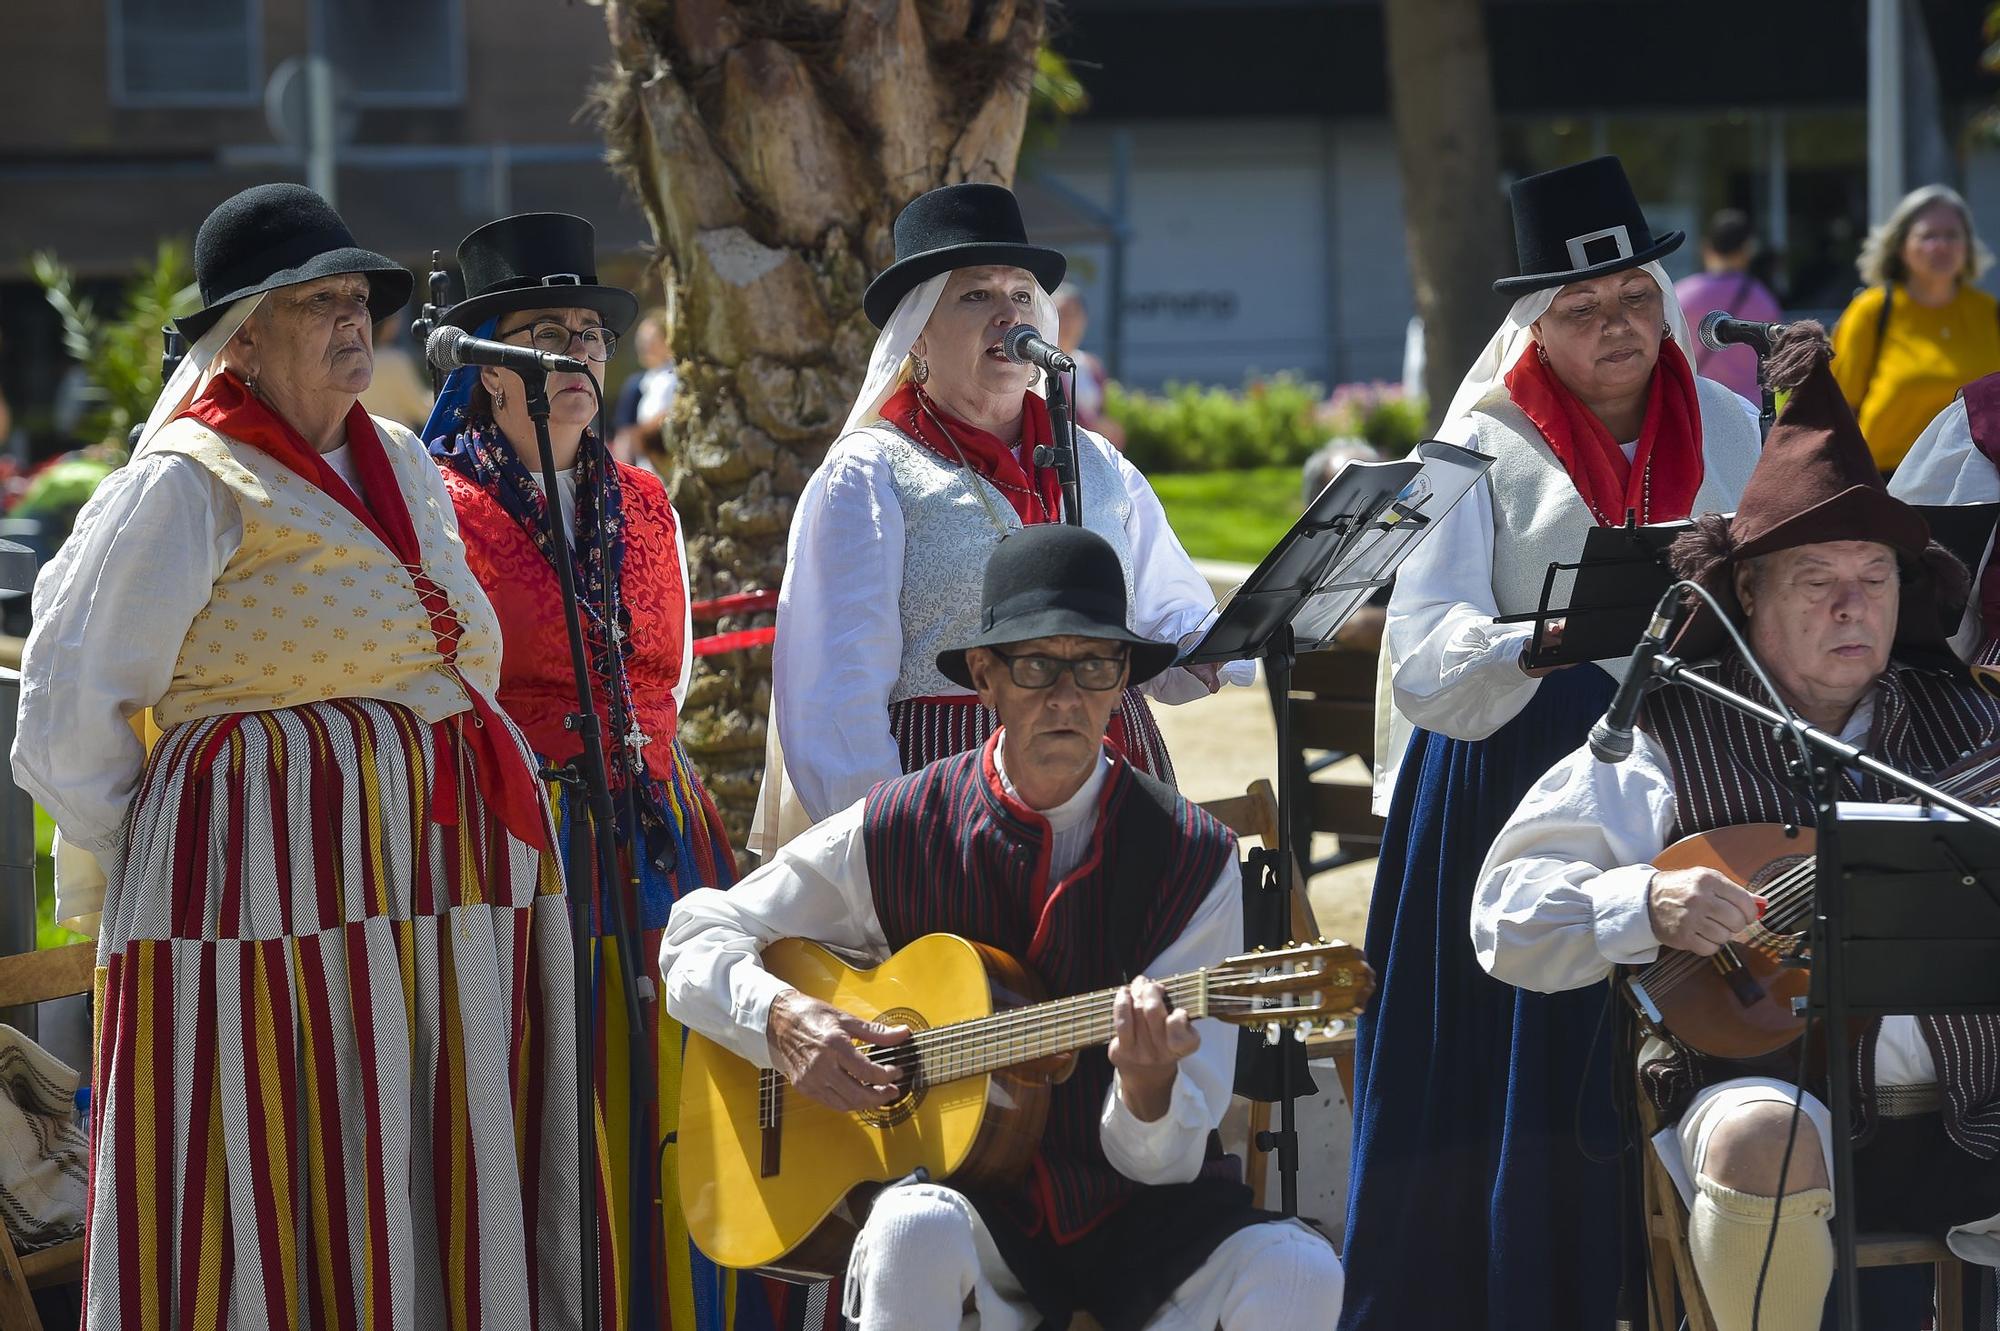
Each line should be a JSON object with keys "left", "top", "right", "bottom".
{"left": 439, "top": 213, "right": 639, "bottom": 336}
{"left": 862, "top": 183, "right": 1068, "bottom": 328}
{"left": 935, "top": 525, "right": 1178, "bottom": 689}
{"left": 176, "top": 183, "right": 413, "bottom": 341}
{"left": 1493, "top": 156, "right": 1684, "bottom": 297}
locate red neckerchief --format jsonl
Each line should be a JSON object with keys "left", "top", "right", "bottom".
{"left": 1503, "top": 337, "right": 1706, "bottom": 525}
{"left": 881, "top": 382, "right": 1063, "bottom": 524}
{"left": 178, "top": 371, "right": 550, "bottom": 851}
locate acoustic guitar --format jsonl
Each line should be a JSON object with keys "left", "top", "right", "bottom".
{"left": 1622, "top": 822, "right": 1820, "bottom": 1059}
{"left": 677, "top": 932, "right": 1373, "bottom": 1279}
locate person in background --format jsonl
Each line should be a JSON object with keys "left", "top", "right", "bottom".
{"left": 1674, "top": 208, "right": 1784, "bottom": 404}
{"left": 1831, "top": 184, "right": 2000, "bottom": 475}
{"left": 1053, "top": 283, "right": 1125, "bottom": 450}
{"left": 611, "top": 309, "right": 675, "bottom": 469}
{"left": 355, "top": 308, "right": 435, "bottom": 429}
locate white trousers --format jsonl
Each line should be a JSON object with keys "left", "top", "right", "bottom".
{"left": 841, "top": 1182, "right": 1344, "bottom": 1331}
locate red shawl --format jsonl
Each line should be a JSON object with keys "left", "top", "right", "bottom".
{"left": 881, "top": 382, "right": 1063, "bottom": 524}
{"left": 1504, "top": 338, "right": 1706, "bottom": 525}
{"left": 178, "top": 372, "right": 549, "bottom": 851}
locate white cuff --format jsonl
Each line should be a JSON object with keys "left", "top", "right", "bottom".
{"left": 1101, "top": 1067, "right": 1211, "bottom": 1183}
{"left": 730, "top": 968, "right": 799, "bottom": 1069}
{"left": 1591, "top": 864, "right": 1663, "bottom": 966}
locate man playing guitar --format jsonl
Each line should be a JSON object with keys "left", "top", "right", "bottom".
{"left": 1472, "top": 324, "right": 2000, "bottom": 1329}
{"left": 661, "top": 524, "right": 1343, "bottom": 1330}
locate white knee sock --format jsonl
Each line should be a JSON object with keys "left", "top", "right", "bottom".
{"left": 1686, "top": 1176, "right": 1833, "bottom": 1331}
{"left": 842, "top": 1184, "right": 983, "bottom": 1331}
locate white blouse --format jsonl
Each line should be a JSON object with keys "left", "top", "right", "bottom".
{"left": 1470, "top": 697, "right": 1934, "bottom": 1087}
{"left": 660, "top": 735, "right": 1242, "bottom": 1185}
{"left": 1887, "top": 397, "right": 1994, "bottom": 656}
{"left": 773, "top": 428, "right": 1251, "bottom": 823}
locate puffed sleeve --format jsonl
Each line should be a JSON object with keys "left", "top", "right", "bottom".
{"left": 1470, "top": 733, "right": 1679, "bottom": 993}
{"left": 1384, "top": 417, "right": 1540, "bottom": 741}
{"left": 12, "top": 452, "right": 241, "bottom": 929}
{"left": 1099, "top": 435, "right": 1254, "bottom": 703}
{"left": 771, "top": 442, "right": 908, "bottom": 822}
{"left": 1889, "top": 398, "right": 2000, "bottom": 656}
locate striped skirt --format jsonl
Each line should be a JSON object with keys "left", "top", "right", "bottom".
{"left": 887, "top": 688, "right": 1176, "bottom": 783}
{"left": 551, "top": 739, "right": 788, "bottom": 1331}
{"left": 88, "top": 699, "right": 583, "bottom": 1331}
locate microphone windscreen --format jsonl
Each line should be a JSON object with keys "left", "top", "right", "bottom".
{"left": 425, "top": 325, "right": 461, "bottom": 371}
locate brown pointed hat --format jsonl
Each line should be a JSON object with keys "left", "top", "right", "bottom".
{"left": 1670, "top": 321, "right": 1966, "bottom": 660}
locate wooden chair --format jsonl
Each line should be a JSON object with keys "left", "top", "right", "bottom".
{"left": 0, "top": 942, "right": 93, "bottom": 1331}
{"left": 1276, "top": 647, "right": 1386, "bottom": 874}
{"left": 1638, "top": 1083, "right": 1967, "bottom": 1331}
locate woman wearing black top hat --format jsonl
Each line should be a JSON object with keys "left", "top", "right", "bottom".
{"left": 14, "top": 183, "right": 585, "bottom": 1328}
{"left": 1339, "top": 157, "right": 1761, "bottom": 1330}
{"left": 420, "top": 214, "right": 753, "bottom": 1331}
{"left": 752, "top": 182, "right": 1248, "bottom": 852}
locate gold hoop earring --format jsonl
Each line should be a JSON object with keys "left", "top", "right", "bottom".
{"left": 912, "top": 356, "right": 929, "bottom": 385}
{"left": 493, "top": 388, "right": 506, "bottom": 412}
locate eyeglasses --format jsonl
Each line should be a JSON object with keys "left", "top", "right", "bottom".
{"left": 988, "top": 648, "right": 1128, "bottom": 691}
{"left": 497, "top": 320, "right": 619, "bottom": 362}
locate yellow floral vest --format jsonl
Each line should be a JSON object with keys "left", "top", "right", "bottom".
{"left": 145, "top": 415, "right": 504, "bottom": 730}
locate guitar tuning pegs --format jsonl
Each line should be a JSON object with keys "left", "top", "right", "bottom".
{"left": 1285, "top": 939, "right": 1298, "bottom": 949}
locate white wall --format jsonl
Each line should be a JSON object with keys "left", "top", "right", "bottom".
{"left": 1035, "top": 117, "right": 1413, "bottom": 392}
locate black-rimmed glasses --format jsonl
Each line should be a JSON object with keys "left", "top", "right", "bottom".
{"left": 988, "top": 648, "right": 1129, "bottom": 691}
{"left": 497, "top": 319, "right": 619, "bottom": 363}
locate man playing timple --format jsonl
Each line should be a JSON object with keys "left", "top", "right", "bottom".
{"left": 1472, "top": 324, "right": 2000, "bottom": 1330}
{"left": 662, "top": 524, "right": 1342, "bottom": 1330}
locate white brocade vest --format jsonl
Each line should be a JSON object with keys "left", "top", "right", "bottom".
{"left": 864, "top": 422, "right": 1135, "bottom": 701}
{"left": 1474, "top": 377, "right": 1759, "bottom": 683}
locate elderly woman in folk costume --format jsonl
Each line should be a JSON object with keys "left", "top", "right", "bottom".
{"left": 12, "top": 184, "right": 586, "bottom": 1327}
{"left": 420, "top": 213, "right": 753, "bottom": 1331}
{"left": 753, "top": 182, "right": 1247, "bottom": 852}
{"left": 1340, "top": 157, "right": 1761, "bottom": 1331}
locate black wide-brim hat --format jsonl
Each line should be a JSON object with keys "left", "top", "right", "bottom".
{"left": 176, "top": 183, "right": 413, "bottom": 340}
{"left": 439, "top": 212, "right": 639, "bottom": 336}
{"left": 937, "top": 524, "right": 1179, "bottom": 689}
{"left": 1493, "top": 155, "right": 1684, "bottom": 297}
{"left": 863, "top": 183, "right": 1068, "bottom": 328}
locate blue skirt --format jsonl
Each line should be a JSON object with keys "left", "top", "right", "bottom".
{"left": 1339, "top": 666, "right": 1626, "bottom": 1331}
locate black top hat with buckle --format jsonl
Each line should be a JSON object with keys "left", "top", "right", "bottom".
{"left": 1493, "top": 155, "right": 1684, "bottom": 297}
{"left": 438, "top": 213, "right": 639, "bottom": 336}
{"left": 863, "top": 183, "right": 1068, "bottom": 328}
{"left": 176, "top": 183, "right": 413, "bottom": 341}
{"left": 935, "top": 524, "right": 1179, "bottom": 689}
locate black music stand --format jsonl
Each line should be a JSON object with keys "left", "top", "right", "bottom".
{"left": 1185, "top": 439, "right": 1492, "bottom": 1214}
{"left": 1495, "top": 520, "right": 1690, "bottom": 670}
{"left": 1819, "top": 809, "right": 2000, "bottom": 1328}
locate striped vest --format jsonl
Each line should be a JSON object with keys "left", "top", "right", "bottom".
{"left": 1639, "top": 655, "right": 2000, "bottom": 1154}
{"left": 860, "top": 737, "right": 1237, "bottom": 1240}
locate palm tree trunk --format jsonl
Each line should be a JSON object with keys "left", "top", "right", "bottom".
{"left": 595, "top": 0, "right": 1046, "bottom": 847}
{"left": 1384, "top": 0, "right": 1511, "bottom": 428}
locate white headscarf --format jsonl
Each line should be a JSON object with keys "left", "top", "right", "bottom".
{"left": 131, "top": 293, "right": 267, "bottom": 458}
{"left": 1439, "top": 259, "right": 1693, "bottom": 429}
{"left": 839, "top": 271, "right": 1063, "bottom": 436}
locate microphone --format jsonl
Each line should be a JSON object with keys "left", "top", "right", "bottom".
{"left": 1587, "top": 583, "right": 1685, "bottom": 763}
{"left": 426, "top": 325, "right": 589, "bottom": 376}
{"left": 1697, "top": 309, "right": 1788, "bottom": 356}
{"left": 999, "top": 324, "right": 1076, "bottom": 375}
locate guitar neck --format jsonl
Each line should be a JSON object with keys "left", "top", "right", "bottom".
{"left": 902, "top": 970, "right": 1213, "bottom": 1086}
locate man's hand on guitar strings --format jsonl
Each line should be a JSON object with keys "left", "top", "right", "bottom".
{"left": 1646, "top": 866, "right": 1766, "bottom": 957}
{"left": 766, "top": 989, "right": 912, "bottom": 1112}
{"left": 1109, "top": 976, "right": 1199, "bottom": 1123}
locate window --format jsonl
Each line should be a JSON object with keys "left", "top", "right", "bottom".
{"left": 109, "top": 0, "right": 259, "bottom": 106}
{"left": 323, "top": 0, "right": 463, "bottom": 106}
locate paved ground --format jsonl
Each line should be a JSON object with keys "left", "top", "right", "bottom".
{"left": 1150, "top": 668, "right": 1377, "bottom": 948}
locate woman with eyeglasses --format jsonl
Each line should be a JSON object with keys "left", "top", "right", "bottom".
{"left": 421, "top": 213, "right": 752, "bottom": 1331}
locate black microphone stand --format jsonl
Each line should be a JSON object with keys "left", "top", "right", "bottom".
{"left": 516, "top": 367, "right": 629, "bottom": 1331}
{"left": 1034, "top": 369, "right": 1084, "bottom": 526}
{"left": 1633, "top": 649, "right": 2000, "bottom": 1331}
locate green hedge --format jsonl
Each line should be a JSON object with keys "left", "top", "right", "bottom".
{"left": 1107, "top": 374, "right": 1327, "bottom": 474}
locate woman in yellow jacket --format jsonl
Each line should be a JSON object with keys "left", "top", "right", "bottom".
{"left": 1832, "top": 183, "right": 2000, "bottom": 473}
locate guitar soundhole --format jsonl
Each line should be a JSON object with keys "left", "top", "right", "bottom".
{"left": 856, "top": 1006, "right": 929, "bottom": 1130}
